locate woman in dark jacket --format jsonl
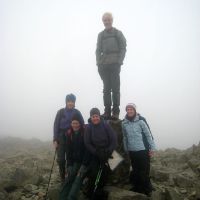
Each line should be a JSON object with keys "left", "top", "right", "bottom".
{"left": 59, "top": 113, "right": 89, "bottom": 200}
{"left": 84, "top": 108, "right": 117, "bottom": 199}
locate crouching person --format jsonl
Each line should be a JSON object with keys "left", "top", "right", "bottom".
{"left": 122, "top": 103, "right": 156, "bottom": 196}
{"left": 84, "top": 108, "right": 117, "bottom": 199}
{"left": 59, "top": 113, "right": 88, "bottom": 200}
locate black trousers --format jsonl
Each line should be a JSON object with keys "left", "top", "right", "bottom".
{"left": 98, "top": 64, "right": 121, "bottom": 115}
{"left": 85, "top": 158, "right": 109, "bottom": 199}
{"left": 129, "top": 150, "right": 151, "bottom": 194}
{"left": 57, "top": 131, "right": 67, "bottom": 181}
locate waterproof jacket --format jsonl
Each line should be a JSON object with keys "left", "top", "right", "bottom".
{"left": 122, "top": 114, "right": 156, "bottom": 152}
{"left": 84, "top": 120, "right": 117, "bottom": 156}
{"left": 53, "top": 108, "right": 84, "bottom": 141}
{"left": 96, "top": 27, "right": 126, "bottom": 66}
{"left": 66, "top": 127, "right": 89, "bottom": 167}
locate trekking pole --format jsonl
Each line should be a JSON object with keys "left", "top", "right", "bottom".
{"left": 91, "top": 165, "right": 103, "bottom": 200}
{"left": 44, "top": 149, "right": 57, "bottom": 200}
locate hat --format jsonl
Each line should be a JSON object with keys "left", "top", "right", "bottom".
{"left": 65, "top": 93, "right": 76, "bottom": 103}
{"left": 125, "top": 103, "right": 137, "bottom": 111}
{"left": 90, "top": 108, "right": 100, "bottom": 117}
{"left": 71, "top": 113, "right": 82, "bottom": 124}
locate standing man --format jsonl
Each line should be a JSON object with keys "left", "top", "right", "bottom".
{"left": 96, "top": 12, "right": 127, "bottom": 120}
{"left": 53, "top": 94, "right": 84, "bottom": 183}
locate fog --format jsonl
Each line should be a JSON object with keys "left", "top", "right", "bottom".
{"left": 0, "top": 0, "right": 200, "bottom": 149}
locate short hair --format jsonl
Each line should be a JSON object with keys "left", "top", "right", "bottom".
{"left": 102, "top": 12, "right": 113, "bottom": 20}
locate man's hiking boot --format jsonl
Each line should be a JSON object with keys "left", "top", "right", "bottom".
{"left": 111, "top": 113, "right": 119, "bottom": 120}
{"left": 101, "top": 112, "right": 111, "bottom": 120}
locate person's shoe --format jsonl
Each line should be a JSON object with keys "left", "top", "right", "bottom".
{"left": 129, "top": 186, "right": 137, "bottom": 192}
{"left": 101, "top": 112, "right": 111, "bottom": 120}
{"left": 111, "top": 113, "right": 119, "bottom": 120}
{"left": 145, "top": 191, "right": 152, "bottom": 197}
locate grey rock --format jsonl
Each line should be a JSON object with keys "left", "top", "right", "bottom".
{"left": 8, "top": 191, "right": 22, "bottom": 200}
{"left": 0, "top": 190, "right": 8, "bottom": 200}
{"left": 151, "top": 168, "right": 170, "bottom": 182}
{"left": 150, "top": 189, "right": 165, "bottom": 200}
{"left": 12, "top": 168, "right": 29, "bottom": 186}
{"left": 173, "top": 174, "right": 194, "bottom": 188}
{"left": 24, "top": 184, "right": 38, "bottom": 192}
{"left": 48, "top": 184, "right": 60, "bottom": 200}
{"left": 105, "top": 186, "right": 148, "bottom": 200}
{"left": 179, "top": 189, "right": 187, "bottom": 194}
{"left": 165, "top": 187, "right": 182, "bottom": 200}
{"left": 28, "top": 175, "right": 44, "bottom": 186}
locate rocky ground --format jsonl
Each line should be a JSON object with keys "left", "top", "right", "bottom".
{"left": 0, "top": 123, "right": 200, "bottom": 200}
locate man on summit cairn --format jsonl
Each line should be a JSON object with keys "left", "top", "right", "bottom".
{"left": 96, "top": 12, "right": 127, "bottom": 120}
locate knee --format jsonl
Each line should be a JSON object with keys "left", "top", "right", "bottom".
{"left": 103, "top": 88, "right": 111, "bottom": 94}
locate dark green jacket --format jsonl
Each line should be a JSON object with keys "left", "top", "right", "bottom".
{"left": 96, "top": 27, "right": 126, "bottom": 66}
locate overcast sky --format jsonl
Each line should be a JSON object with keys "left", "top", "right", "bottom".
{"left": 0, "top": 0, "right": 200, "bottom": 149}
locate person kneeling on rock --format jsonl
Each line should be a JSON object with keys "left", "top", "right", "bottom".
{"left": 122, "top": 103, "right": 156, "bottom": 196}
{"left": 84, "top": 108, "right": 117, "bottom": 199}
{"left": 59, "top": 113, "right": 89, "bottom": 200}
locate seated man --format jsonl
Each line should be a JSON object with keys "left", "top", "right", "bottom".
{"left": 84, "top": 108, "right": 117, "bottom": 199}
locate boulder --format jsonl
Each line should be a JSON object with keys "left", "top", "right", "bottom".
{"left": 173, "top": 174, "right": 194, "bottom": 188}
{"left": 105, "top": 186, "right": 148, "bottom": 200}
{"left": 48, "top": 184, "right": 60, "bottom": 200}
{"left": 0, "top": 190, "right": 8, "bottom": 200}
{"left": 12, "top": 168, "right": 29, "bottom": 186}
{"left": 151, "top": 168, "right": 170, "bottom": 182}
{"left": 150, "top": 189, "right": 165, "bottom": 200}
{"left": 24, "top": 184, "right": 38, "bottom": 192}
{"left": 165, "top": 187, "right": 182, "bottom": 200}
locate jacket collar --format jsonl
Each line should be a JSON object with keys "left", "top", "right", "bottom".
{"left": 124, "top": 113, "right": 139, "bottom": 123}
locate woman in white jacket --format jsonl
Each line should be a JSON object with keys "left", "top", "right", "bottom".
{"left": 122, "top": 103, "right": 156, "bottom": 196}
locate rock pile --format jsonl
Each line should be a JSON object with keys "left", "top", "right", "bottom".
{"left": 0, "top": 129, "right": 200, "bottom": 200}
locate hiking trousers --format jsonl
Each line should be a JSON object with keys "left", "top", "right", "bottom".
{"left": 57, "top": 131, "right": 67, "bottom": 182}
{"left": 85, "top": 158, "right": 110, "bottom": 199}
{"left": 59, "top": 163, "right": 86, "bottom": 200}
{"left": 98, "top": 64, "right": 121, "bottom": 115}
{"left": 129, "top": 150, "right": 152, "bottom": 194}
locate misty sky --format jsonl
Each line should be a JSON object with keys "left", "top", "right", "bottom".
{"left": 0, "top": 0, "right": 200, "bottom": 149}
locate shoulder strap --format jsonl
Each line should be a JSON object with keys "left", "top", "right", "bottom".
{"left": 138, "top": 115, "right": 154, "bottom": 140}
{"left": 60, "top": 108, "right": 65, "bottom": 119}
{"left": 138, "top": 121, "right": 150, "bottom": 150}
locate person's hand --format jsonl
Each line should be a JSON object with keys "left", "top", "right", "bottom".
{"left": 77, "top": 165, "right": 87, "bottom": 178}
{"left": 96, "top": 148, "right": 110, "bottom": 163}
{"left": 149, "top": 150, "right": 154, "bottom": 157}
{"left": 53, "top": 141, "right": 58, "bottom": 149}
{"left": 65, "top": 166, "right": 73, "bottom": 178}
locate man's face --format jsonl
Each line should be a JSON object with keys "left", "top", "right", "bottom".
{"left": 127, "top": 107, "right": 136, "bottom": 117}
{"left": 66, "top": 101, "right": 75, "bottom": 109}
{"left": 102, "top": 15, "right": 113, "bottom": 30}
{"left": 71, "top": 120, "right": 80, "bottom": 131}
{"left": 91, "top": 114, "right": 101, "bottom": 125}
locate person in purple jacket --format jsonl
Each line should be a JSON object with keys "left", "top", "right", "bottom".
{"left": 53, "top": 94, "right": 84, "bottom": 183}
{"left": 84, "top": 108, "right": 117, "bottom": 199}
